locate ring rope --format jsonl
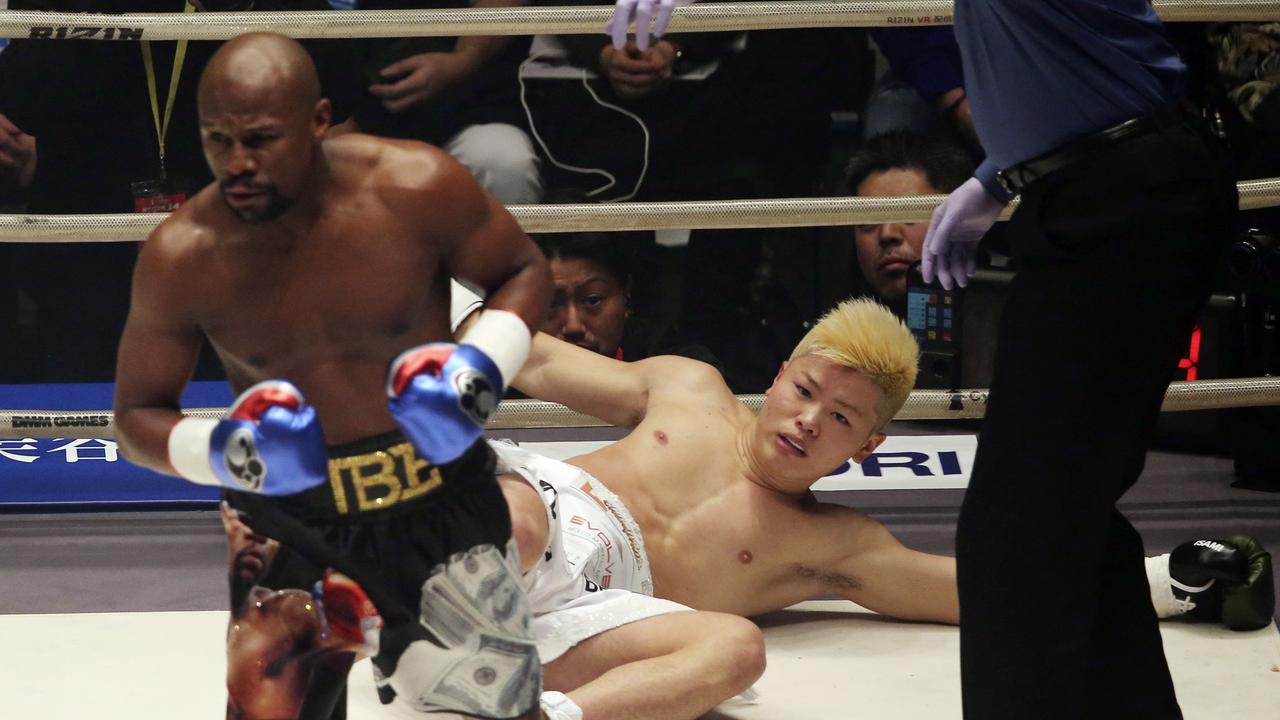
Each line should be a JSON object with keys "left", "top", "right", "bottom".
{"left": 0, "top": 1, "right": 1276, "bottom": 41}
{"left": 4, "top": 376, "right": 1277, "bottom": 440}
{"left": 2, "top": 177, "right": 1278, "bottom": 240}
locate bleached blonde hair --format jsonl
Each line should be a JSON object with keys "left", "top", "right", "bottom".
{"left": 789, "top": 298, "right": 919, "bottom": 431}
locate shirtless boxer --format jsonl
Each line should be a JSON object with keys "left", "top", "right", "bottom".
{"left": 453, "top": 292, "right": 1274, "bottom": 720}
{"left": 113, "top": 33, "right": 551, "bottom": 719}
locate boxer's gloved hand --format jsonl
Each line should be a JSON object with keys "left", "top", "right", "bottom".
{"left": 167, "top": 380, "right": 328, "bottom": 495}
{"left": 921, "top": 177, "right": 1004, "bottom": 290}
{"left": 608, "top": 0, "right": 693, "bottom": 51}
{"left": 315, "top": 569, "right": 383, "bottom": 655}
{"left": 1213, "top": 535, "right": 1273, "bottom": 630}
{"left": 387, "top": 309, "right": 531, "bottom": 465}
{"left": 1147, "top": 535, "right": 1275, "bottom": 631}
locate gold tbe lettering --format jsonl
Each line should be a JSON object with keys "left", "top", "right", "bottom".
{"left": 327, "top": 459, "right": 353, "bottom": 514}
{"left": 351, "top": 451, "right": 401, "bottom": 511}
{"left": 389, "top": 443, "right": 442, "bottom": 502}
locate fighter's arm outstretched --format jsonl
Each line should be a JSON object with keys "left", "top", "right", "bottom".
{"left": 514, "top": 329, "right": 726, "bottom": 430}
{"left": 807, "top": 505, "right": 960, "bottom": 625}
{"left": 113, "top": 223, "right": 208, "bottom": 476}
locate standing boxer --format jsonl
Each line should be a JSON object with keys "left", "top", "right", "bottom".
{"left": 113, "top": 32, "right": 551, "bottom": 719}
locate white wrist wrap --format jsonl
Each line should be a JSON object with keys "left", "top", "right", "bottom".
{"left": 459, "top": 308, "right": 531, "bottom": 388}
{"left": 167, "top": 417, "right": 222, "bottom": 487}
{"left": 540, "top": 692, "right": 583, "bottom": 720}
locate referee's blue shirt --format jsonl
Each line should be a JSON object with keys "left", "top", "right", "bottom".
{"left": 955, "top": 0, "right": 1187, "bottom": 200}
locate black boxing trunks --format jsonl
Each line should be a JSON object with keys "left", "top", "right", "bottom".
{"left": 223, "top": 433, "right": 539, "bottom": 720}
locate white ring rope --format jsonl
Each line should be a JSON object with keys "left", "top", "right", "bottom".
{"left": 3, "top": 377, "right": 1278, "bottom": 439}
{"left": 0, "top": 1, "right": 1276, "bottom": 41}
{"left": 2, "top": 178, "right": 1278, "bottom": 240}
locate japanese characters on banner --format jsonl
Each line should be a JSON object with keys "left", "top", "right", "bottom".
{"left": 0, "top": 382, "right": 229, "bottom": 506}
{"left": 0, "top": 437, "right": 120, "bottom": 465}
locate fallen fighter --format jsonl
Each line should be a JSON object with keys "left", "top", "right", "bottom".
{"left": 469, "top": 295, "right": 1274, "bottom": 720}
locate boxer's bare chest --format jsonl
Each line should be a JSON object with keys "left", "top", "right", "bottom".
{"left": 186, "top": 202, "right": 451, "bottom": 440}
{"left": 579, "top": 413, "right": 833, "bottom": 614}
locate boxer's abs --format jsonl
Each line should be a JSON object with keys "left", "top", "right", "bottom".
{"left": 580, "top": 452, "right": 805, "bottom": 614}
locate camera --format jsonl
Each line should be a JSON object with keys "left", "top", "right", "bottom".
{"left": 1226, "top": 228, "right": 1280, "bottom": 292}
{"left": 904, "top": 264, "right": 963, "bottom": 390}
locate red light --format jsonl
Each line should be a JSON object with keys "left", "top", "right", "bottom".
{"left": 1177, "top": 326, "right": 1202, "bottom": 381}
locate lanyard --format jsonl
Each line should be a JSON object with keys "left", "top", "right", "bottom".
{"left": 140, "top": 0, "right": 196, "bottom": 179}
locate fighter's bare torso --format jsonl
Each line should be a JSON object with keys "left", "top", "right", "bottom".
{"left": 566, "top": 376, "right": 879, "bottom": 617}
{"left": 153, "top": 136, "right": 457, "bottom": 444}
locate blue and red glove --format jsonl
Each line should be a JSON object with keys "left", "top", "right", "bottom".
{"left": 314, "top": 569, "right": 383, "bottom": 655}
{"left": 167, "top": 380, "right": 328, "bottom": 496}
{"left": 387, "top": 308, "right": 532, "bottom": 465}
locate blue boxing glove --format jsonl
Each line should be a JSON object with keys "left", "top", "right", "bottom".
{"left": 167, "top": 380, "right": 328, "bottom": 496}
{"left": 921, "top": 177, "right": 1005, "bottom": 290}
{"left": 387, "top": 308, "right": 532, "bottom": 465}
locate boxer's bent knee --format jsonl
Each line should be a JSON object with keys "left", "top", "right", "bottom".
{"left": 686, "top": 609, "right": 762, "bottom": 691}
{"left": 701, "top": 615, "right": 766, "bottom": 693}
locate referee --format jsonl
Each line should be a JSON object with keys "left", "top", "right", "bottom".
{"left": 921, "top": 1, "right": 1239, "bottom": 718}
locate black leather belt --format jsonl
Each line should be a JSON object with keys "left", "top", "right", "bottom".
{"left": 995, "top": 104, "right": 1193, "bottom": 196}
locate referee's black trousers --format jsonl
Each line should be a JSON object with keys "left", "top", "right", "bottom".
{"left": 956, "top": 120, "right": 1238, "bottom": 719}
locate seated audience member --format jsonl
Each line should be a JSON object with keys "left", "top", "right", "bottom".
{"left": 862, "top": 26, "right": 978, "bottom": 149}
{"left": 844, "top": 130, "right": 976, "bottom": 311}
{"left": 534, "top": 229, "right": 723, "bottom": 369}
{"left": 525, "top": 0, "right": 852, "bottom": 202}
{"left": 1208, "top": 23, "right": 1280, "bottom": 183}
{"left": 336, "top": 0, "right": 543, "bottom": 203}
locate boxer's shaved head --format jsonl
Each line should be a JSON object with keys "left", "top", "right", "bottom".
{"left": 200, "top": 32, "right": 321, "bottom": 117}
{"left": 197, "top": 32, "right": 331, "bottom": 223}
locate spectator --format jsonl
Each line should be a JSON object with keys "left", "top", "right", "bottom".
{"left": 335, "top": 0, "right": 543, "bottom": 204}
{"left": 862, "top": 26, "right": 979, "bottom": 151}
{"left": 844, "top": 130, "right": 975, "bottom": 309}
{"left": 524, "top": 0, "right": 851, "bottom": 202}
{"left": 1208, "top": 23, "right": 1280, "bottom": 188}
{"left": 534, "top": 229, "right": 723, "bottom": 369}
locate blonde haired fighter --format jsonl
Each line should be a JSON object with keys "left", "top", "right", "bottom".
{"left": 460, "top": 297, "right": 945, "bottom": 720}
{"left": 453, "top": 290, "right": 1271, "bottom": 720}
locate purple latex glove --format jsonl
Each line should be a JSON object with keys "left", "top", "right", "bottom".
{"left": 608, "top": 0, "right": 693, "bottom": 51}
{"left": 921, "top": 177, "right": 1005, "bottom": 290}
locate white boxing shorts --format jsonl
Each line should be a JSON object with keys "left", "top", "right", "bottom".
{"left": 489, "top": 440, "right": 691, "bottom": 663}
